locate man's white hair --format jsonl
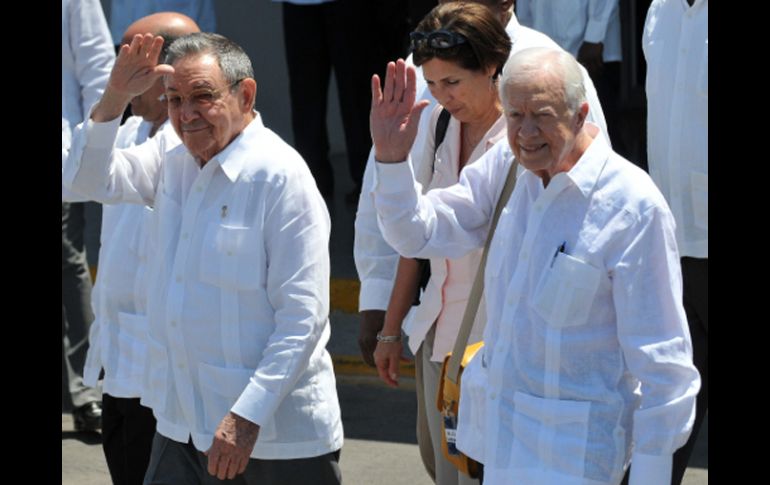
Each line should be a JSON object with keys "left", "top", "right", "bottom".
{"left": 499, "top": 47, "right": 586, "bottom": 112}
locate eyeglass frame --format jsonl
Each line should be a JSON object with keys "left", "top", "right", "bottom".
{"left": 164, "top": 78, "right": 245, "bottom": 109}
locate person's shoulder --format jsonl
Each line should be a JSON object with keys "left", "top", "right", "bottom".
{"left": 511, "top": 25, "right": 560, "bottom": 54}
{"left": 602, "top": 151, "right": 670, "bottom": 218}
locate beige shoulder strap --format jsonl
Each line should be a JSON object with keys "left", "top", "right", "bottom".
{"left": 447, "top": 158, "right": 518, "bottom": 384}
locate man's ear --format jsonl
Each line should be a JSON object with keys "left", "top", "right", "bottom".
{"left": 239, "top": 78, "right": 257, "bottom": 112}
{"left": 575, "top": 101, "right": 589, "bottom": 129}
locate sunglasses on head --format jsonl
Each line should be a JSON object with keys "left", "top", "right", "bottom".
{"left": 409, "top": 29, "right": 468, "bottom": 51}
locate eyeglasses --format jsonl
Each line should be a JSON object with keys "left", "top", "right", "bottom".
{"left": 165, "top": 79, "right": 244, "bottom": 110}
{"left": 409, "top": 30, "right": 468, "bottom": 51}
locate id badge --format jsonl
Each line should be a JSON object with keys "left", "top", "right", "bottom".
{"left": 443, "top": 415, "right": 460, "bottom": 456}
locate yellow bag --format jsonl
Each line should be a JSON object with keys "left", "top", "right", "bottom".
{"left": 436, "top": 341, "right": 484, "bottom": 478}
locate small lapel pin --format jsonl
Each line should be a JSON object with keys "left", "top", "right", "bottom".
{"left": 221, "top": 205, "right": 228, "bottom": 219}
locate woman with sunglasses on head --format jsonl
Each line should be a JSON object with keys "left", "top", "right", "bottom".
{"left": 372, "top": 3, "right": 511, "bottom": 484}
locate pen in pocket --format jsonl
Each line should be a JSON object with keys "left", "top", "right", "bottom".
{"left": 550, "top": 241, "right": 566, "bottom": 268}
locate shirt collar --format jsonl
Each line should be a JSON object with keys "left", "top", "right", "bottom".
{"left": 562, "top": 123, "right": 610, "bottom": 198}
{"left": 208, "top": 111, "right": 264, "bottom": 182}
{"left": 506, "top": 13, "right": 521, "bottom": 45}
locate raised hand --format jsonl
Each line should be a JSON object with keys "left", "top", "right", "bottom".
{"left": 370, "top": 59, "right": 430, "bottom": 163}
{"left": 91, "top": 33, "right": 175, "bottom": 123}
{"left": 109, "top": 33, "right": 174, "bottom": 98}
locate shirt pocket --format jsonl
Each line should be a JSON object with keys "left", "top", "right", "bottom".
{"left": 532, "top": 252, "right": 602, "bottom": 328}
{"left": 198, "top": 362, "right": 277, "bottom": 442}
{"left": 690, "top": 171, "right": 708, "bottom": 230}
{"left": 511, "top": 391, "right": 591, "bottom": 477}
{"left": 199, "top": 223, "right": 264, "bottom": 291}
{"left": 115, "top": 312, "right": 149, "bottom": 383}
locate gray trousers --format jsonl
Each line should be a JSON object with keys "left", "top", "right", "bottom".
{"left": 62, "top": 202, "right": 99, "bottom": 408}
{"left": 144, "top": 433, "right": 342, "bottom": 485}
{"left": 418, "top": 326, "right": 479, "bottom": 485}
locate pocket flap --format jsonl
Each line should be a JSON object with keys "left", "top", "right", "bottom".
{"left": 513, "top": 391, "right": 590, "bottom": 426}
{"left": 117, "top": 312, "right": 149, "bottom": 341}
{"left": 198, "top": 362, "right": 255, "bottom": 397}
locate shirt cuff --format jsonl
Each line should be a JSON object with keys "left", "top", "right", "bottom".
{"left": 584, "top": 19, "right": 609, "bottom": 44}
{"left": 231, "top": 380, "right": 281, "bottom": 428}
{"left": 359, "top": 278, "right": 396, "bottom": 311}
{"left": 85, "top": 115, "right": 122, "bottom": 148}
{"left": 374, "top": 158, "right": 415, "bottom": 195}
{"left": 628, "top": 452, "right": 673, "bottom": 485}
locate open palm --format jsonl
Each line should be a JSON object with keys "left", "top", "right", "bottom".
{"left": 369, "top": 59, "right": 430, "bottom": 163}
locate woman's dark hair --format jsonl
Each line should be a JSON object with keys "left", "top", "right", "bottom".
{"left": 411, "top": 1, "right": 511, "bottom": 77}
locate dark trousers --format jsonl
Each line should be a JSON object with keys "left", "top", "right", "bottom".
{"left": 591, "top": 62, "right": 631, "bottom": 162}
{"left": 102, "top": 394, "right": 157, "bottom": 485}
{"left": 143, "top": 433, "right": 342, "bottom": 485}
{"left": 671, "top": 257, "right": 708, "bottom": 484}
{"left": 62, "top": 201, "right": 99, "bottom": 408}
{"left": 282, "top": 1, "right": 408, "bottom": 197}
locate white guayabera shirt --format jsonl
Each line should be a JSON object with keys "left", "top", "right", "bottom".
{"left": 372, "top": 126, "right": 700, "bottom": 485}
{"left": 643, "top": 0, "right": 708, "bottom": 258}
{"left": 64, "top": 112, "right": 344, "bottom": 460}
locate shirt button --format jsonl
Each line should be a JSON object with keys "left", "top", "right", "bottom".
{"left": 182, "top": 232, "right": 189, "bottom": 240}
{"left": 175, "top": 276, "right": 182, "bottom": 283}
{"left": 196, "top": 186, "right": 203, "bottom": 192}
{"left": 226, "top": 250, "right": 233, "bottom": 256}
{"left": 535, "top": 204, "right": 542, "bottom": 212}
{"left": 178, "top": 363, "right": 185, "bottom": 369}
{"left": 521, "top": 250, "right": 529, "bottom": 260}
{"left": 170, "top": 320, "right": 177, "bottom": 327}
{"left": 490, "top": 393, "right": 497, "bottom": 400}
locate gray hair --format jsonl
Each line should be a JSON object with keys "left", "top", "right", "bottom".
{"left": 499, "top": 47, "right": 586, "bottom": 113}
{"left": 165, "top": 33, "right": 255, "bottom": 107}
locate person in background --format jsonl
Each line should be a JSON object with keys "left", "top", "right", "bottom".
{"left": 372, "top": 5, "right": 510, "bottom": 484}
{"left": 66, "top": 12, "right": 200, "bottom": 485}
{"left": 273, "top": 0, "right": 407, "bottom": 203}
{"left": 62, "top": 0, "right": 115, "bottom": 434}
{"left": 64, "top": 32, "right": 343, "bottom": 484}
{"left": 642, "top": 1, "right": 707, "bottom": 483}
{"left": 369, "top": 46, "right": 700, "bottom": 484}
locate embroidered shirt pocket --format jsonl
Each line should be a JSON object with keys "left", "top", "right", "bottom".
{"left": 199, "top": 223, "right": 264, "bottom": 291}
{"left": 532, "top": 252, "right": 602, "bottom": 328}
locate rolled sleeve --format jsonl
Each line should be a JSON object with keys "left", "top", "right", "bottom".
{"left": 613, "top": 204, "right": 700, "bottom": 458}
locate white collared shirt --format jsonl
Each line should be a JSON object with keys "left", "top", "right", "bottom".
{"left": 64, "top": 113, "right": 344, "bottom": 460}
{"left": 354, "top": 13, "right": 609, "bottom": 313}
{"left": 516, "top": 0, "right": 622, "bottom": 62}
{"left": 62, "top": 0, "right": 114, "bottom": 192}
{"left": 82, "top": 117, "right": 181, "bottom": 400}
{"left": 643, "top": 0, "right": 708, "bottom": 258}
{"left": 372, "top": 126, "right": 700, "bottom": 485}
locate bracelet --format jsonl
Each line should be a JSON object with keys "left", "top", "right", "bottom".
{"left": 376, "top": 331, "right": 402, "bottom": 343}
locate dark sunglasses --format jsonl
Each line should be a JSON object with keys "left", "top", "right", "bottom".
{"left": 409, "top": 29, "right": 468, "bottom": 51}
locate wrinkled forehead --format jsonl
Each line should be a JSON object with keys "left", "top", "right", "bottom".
{"left": 164, "top": 53, "right": 224, "bottom": 90}
{"left": 503, "top": 71, "right": 566, "bottom": 108}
